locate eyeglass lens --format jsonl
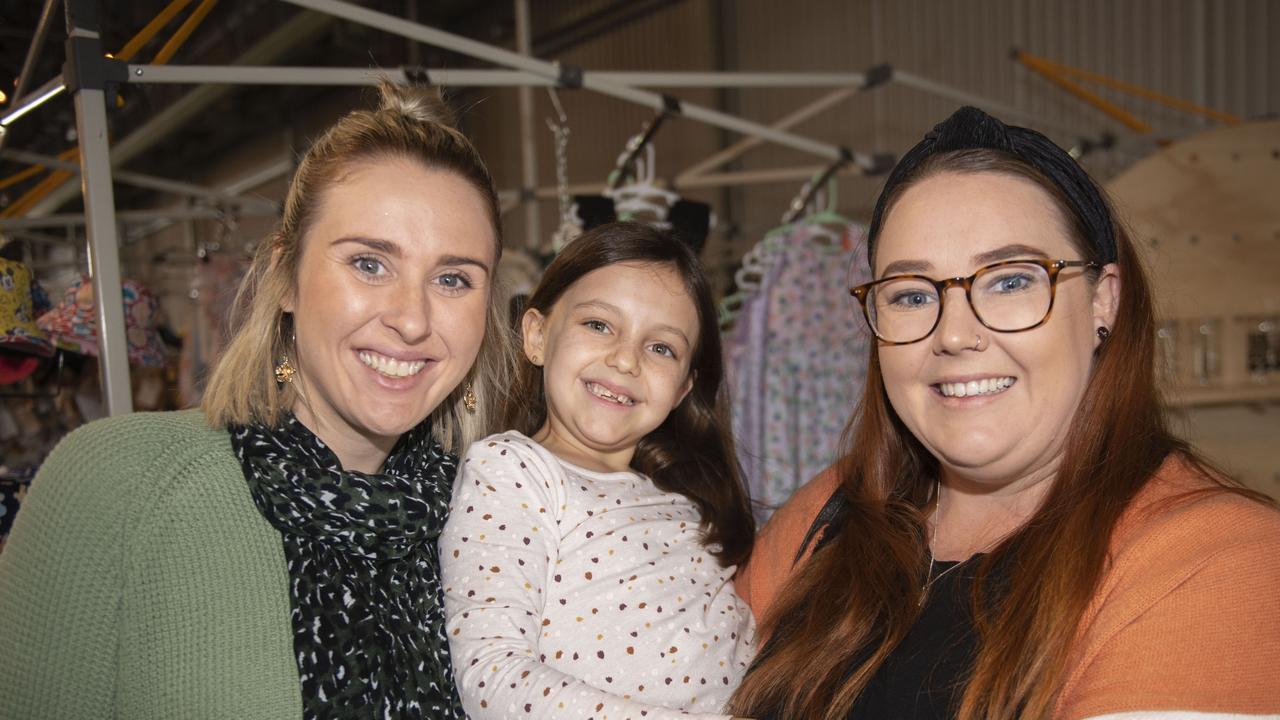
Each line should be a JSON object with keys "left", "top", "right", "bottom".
{"left": 866, "top": 262, "right": 1054, "bottom": 343}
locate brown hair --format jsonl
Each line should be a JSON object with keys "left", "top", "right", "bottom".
{"left": 504, "top": 222, "right": 754, "bottom": 567}
{"left": 202, "top": 81, "right": 514, "bottom": 452}
{"left": 731, "top": 149, "right": 1272, "bottom": 719}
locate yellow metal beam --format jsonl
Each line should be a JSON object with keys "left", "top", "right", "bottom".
{"left": 0, "top": 147, "right": 78, "bottom": 192}
{"left": 115, "top": 0, "right": 194, "bottom": 62}
{"left": 3, "top": 168, "right": 73, "bottom": 218}
{"left": 1015, "top": 51, "right": 1152, "bottom": 133}
{"left": 153, "top": 0, "right": 218, "bottom": 65}
{"left": 1019, "top": 50, "right": 1241, "bottom": 126}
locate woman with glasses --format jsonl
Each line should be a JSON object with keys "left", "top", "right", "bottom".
{"left": 729, "top": 107, "right": 1280, "bottom": 720}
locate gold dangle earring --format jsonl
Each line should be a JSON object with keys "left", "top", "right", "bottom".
{"left": 275, "top": 323, "right": 297, "bottom": 384}
{"left": 274, "top": 354, "right": 296, "bottom": 384}
{"left": 463, "top": 382, "right": 478, "bottom": 414}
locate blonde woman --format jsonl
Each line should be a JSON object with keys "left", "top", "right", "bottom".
{"left": 0, "top": 83, "right": 515, "bottom": 719}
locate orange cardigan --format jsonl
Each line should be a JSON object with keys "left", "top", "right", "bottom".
{"left": 736, "top": 458, "right": 1280, "bottom": 718}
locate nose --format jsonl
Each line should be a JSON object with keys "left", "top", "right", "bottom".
{"left": 606, "top": 339, "right": 642, "bottom": 376}
{"left": 382, "top": 282, "right": 432, "bottom": 344}
{"left": 932, "top": 285, "right": 984, "bottom": 355}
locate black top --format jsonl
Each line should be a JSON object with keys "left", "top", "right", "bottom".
{"left": 844, "top": 557, "right": 982, "bottom": 719}
{"left": 756, "top": 557, "right": 984, "bottom": 720}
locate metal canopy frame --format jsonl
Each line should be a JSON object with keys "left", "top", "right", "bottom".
{"left": 9, "top": 0, "right": 1109, "bottom": 416}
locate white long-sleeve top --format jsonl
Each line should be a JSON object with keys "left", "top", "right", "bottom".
{"left": 440, "top": 431, "right": 756, "bottom": 720}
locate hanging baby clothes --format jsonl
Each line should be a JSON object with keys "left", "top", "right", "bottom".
{"left": 726, "top": 223, "right": 872, "bottom": 523}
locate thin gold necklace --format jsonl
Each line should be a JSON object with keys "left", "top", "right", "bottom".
{"left": 921, "top": 479, "right": 967, "bottom": 607}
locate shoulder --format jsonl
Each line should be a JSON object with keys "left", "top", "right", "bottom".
{"left": 51, "top": 408, "right": 230, "bottom": 462}
{"left": 1059, "top": 457, "right": 1280, "bottom": 715}
{"left": 38, "top": 409, "right": 234, "bottom": 495}
{"left": 456, "top": 431, "right": 565, "bottom": 493}
{"left": 463, "top": 430, "right": 541, "bottom": 459}
{"left": 736, "top": 465, "right": 842, "bottom": 620}
{"left": 1109, "top": 456, "right": 1280, "bottom": 571}
{"left": 11, "top": 410, "right": 241, "bottom": 576}
{"left": 461, "top": 431, "right": 554, "bottom": 473}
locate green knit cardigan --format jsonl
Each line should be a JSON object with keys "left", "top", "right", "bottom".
{"left": 0, "top": 410, "right": 303, "bottom": 719}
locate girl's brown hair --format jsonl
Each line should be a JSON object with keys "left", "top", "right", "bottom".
{"left": 202, "top": 81, "right": 514, "bottom": 452}
{"left": 503, "top": 221, "right": 754, "bottom": 567}
{"left": 731, "top": 149, "right": 1270, "bottom": 719}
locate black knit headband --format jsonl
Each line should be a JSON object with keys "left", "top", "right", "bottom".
{"left": 867, "top": 106, "right": 1118, "bottom": 266}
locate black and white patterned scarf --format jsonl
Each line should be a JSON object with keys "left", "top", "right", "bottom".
{"left": 230, "top": 413, "right": 465, "bottom": 719}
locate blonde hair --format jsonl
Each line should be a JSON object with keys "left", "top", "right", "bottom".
{"left": 202, "top": 81, "right": 515, "bottom": 452}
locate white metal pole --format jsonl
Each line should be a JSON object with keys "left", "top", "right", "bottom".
{"left": 514, "top": 0, "right": 541, "bottom": 251}
{"left": 2, "top": 148, "right": 277, "bottom": 210}
{"left": 64, "top": 0, "right": 132, "bottom": 415}
{"left": 497, "top": 162, "right": 876, "bottom": 212}
{"left": 278, "top": 0, "right": 863, "bottom": 165}
{"left": 0, "top": 205, "right": 275, "bottom": 231}
{"left": 0, "top": 0, "right": 60, "bottom": 153}
{"left": 677, "top": 86, "right": 861, "bottom": 182}
{"left": 126, "top": 64, "right": 873, "bottom": 89}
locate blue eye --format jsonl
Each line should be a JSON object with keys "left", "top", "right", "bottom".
{"left": 889, "top": 290, "right": 936, "bottom": 309}
{"left": 437, "top": 272, "right": 473, "bottom": 291}
{"left": 986, "top": 272, "right": 1036, "bottom": 294}
{"left": 352, "top": 256, "right": 386, "bottom": 276}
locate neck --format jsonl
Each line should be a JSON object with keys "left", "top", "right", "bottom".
{"left": 930, "top": 455, "right": 1061, "bottom": 560}
{"left": 532, "top": 420, "right": 636, "bottom": 474}
{"left": 291, "top": 405, "right": 396, "bottom": 474}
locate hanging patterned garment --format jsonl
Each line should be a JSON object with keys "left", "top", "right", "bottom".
{"left": 727, "top": 223, "right": 872, "bottom": 522}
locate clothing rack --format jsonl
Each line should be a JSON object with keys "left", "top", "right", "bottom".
{"left": 607, "top": 97, "right": 681, "bottom": 190}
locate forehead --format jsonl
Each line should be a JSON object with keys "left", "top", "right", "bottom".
{"left": 557, "top": 261, "right": 698, "bottom": 323}
{"left": 308, "top": 158, "right": 497, "bottom": 261}
{"left": 874, "top": 171, "right": 1077, "bottom": 275}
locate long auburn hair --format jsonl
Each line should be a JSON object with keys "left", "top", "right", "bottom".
{"left": 730, "top": 149, "right": 1271, "bottom": 719}
{"left": 202, "top": 81, "right": 515, "bottom": 452}
{"left": 503, "top": 221, "right": 754, "bottom": 567}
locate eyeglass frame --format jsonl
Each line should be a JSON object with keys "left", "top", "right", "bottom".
{"left": 849, "top": 258, "right": 1100, "bottom": 345}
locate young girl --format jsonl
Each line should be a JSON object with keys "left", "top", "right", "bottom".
{"left": 441, "top": 222, "right": 756, "bottom": 719}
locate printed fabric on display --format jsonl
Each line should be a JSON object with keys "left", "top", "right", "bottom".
{"left": 230, "top": 414, "right": 464, "bottom": 719}
{"left": 726, "top": 223, "right": 872, "bottom": 522}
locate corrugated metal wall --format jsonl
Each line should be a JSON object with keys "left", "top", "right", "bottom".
{"left": 458, "top": 0, "right": 1277, "bottom": 290}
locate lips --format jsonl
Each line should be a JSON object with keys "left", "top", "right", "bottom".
{"left": 358, "top": 350, "right": 428, "bottom": 378}
{"left": 585, "top": 381, "right": 635, "bottom": 406}
{"left": 934, "top": 376, "right": 1015, "bottom": 398}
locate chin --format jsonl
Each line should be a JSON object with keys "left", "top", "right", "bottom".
{"left": 358, "top": 409, "right": 430, "bottom": 440}
{"left": 927, "top": 439, "right": 1020, "bottom": 475}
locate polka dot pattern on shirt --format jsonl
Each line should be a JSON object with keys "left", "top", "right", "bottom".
{"left": 441, "top": 431, "right": 756, "bottom": 719}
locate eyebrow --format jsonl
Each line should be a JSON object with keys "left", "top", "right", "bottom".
{"left": 971, "top": 243, "right": 1050, "bottom": 265}
{"left": 879, "top": 243, "right": 1051, "bottom": 277}
{"left": 573, "top": 300, "right": 691, "bottom": 346}
{"left": 334, "top": 236, "right": 400, "bottom": 256}
{"left": 333, "top": 237, "right": 491, "bottom": 274}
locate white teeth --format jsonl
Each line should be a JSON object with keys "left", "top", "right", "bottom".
{"left": 358, "top": 351, "right": 426, "bottom": 378}
{"left": 586, "top": 382, "right": 635, "bottom": 406}
{"left": 937, "top": 377, "right": 1014, "bottom": 398}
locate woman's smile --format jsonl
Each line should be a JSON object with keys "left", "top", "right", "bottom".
{"left": 357, "top": 349, "right": 430, "bottom": 379}
{"left": 932, "top": 376, "right": 1016, "bottom": 398}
